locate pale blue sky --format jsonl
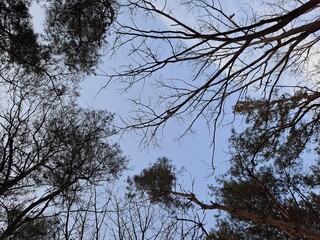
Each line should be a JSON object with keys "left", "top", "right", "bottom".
{"left": 78, "top": 0, "right": 247, "bottom": 198}
{"left": 27, "top": 1, "right": 320, "bottom": 236}
{"left": 29, "top": 0, "right": 245, "bottom": 215}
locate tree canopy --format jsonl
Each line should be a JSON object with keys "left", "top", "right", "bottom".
{"left": 110, "top": 0, "right": 320, "bottom": 145}
{"left": 45, "top": 0, "right": 116, "bottom": 72}
{"left": 0, "top": 0, "right": 116, "bottom": 74}
{"left": 112, "top": 1, "right": 320, "bottom": 239}
{"left": 0, "top": 1, "right": 127, "bottom": 238}
{"left": 0, "top": 0, "right": 319, "bottom": 239}
{"left": 0, "top": 74, "right": 127, "bottom": 239}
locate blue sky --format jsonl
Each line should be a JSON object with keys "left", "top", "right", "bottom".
{"left": 77, "top": 0, "right": 248, "bottom": 198}
{"left": 26, "top": 1, "right": 320, "bottom": 236}
{"left": 29, "top": 0, "right": 247, "bottom": 222}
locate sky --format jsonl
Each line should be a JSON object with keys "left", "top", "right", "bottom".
{"left": 29, "top": 0, "right": 250, "bottom": 198}
{"left": 25, "top": 0, "right": 320, "bottom": 236}
{"left": 77, "top": 0, "right": 247, "bottom": 197}
{"left": 29, "top": 0, "right": 252, "bottom": 228}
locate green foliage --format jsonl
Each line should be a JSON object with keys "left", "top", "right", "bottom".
{"left": 209, "top": 219, "right": 289, "bottom": 240}
{"left": 0, "top": 0, "right": 47, "bottom": 71}
{"left": 0, "top": 0, "right": 319, "bottom": 239}
{"left": 210, "top": 91, "right": 320, "bottom": 239}
{"left": 0, "top": 87, "right": 127, "bottom": 238}
{"left": 0, "top": 0, "right": 116, "bottom": 74}
{"left": 128, "top": 157, "right": 177, "bottom": 206}
{"left": 7, "top": 212, "right": 61, "bottom": 240}
{"left": 45, "top": 0, "right": 116, "bottom": 72}
{"left": 39, "top": 106, "right": 127, "bottom": 188}
{"left": 212, "top": 177, "right": 291, "bottom": 239}
{"left": 0, "top": 1, "right": 120, "bottom": 238}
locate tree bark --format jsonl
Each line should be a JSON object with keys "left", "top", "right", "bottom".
{"left": 171, "top": 191, "right": 320, "bottom": 240}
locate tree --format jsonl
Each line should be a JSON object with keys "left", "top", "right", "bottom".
{"left": 105, "top": 2, "right": 320, "bottom": 238}
{"left": 129, "top": 157, "right": 178, "bottom": 206}
{"left": 0, "top": 0, "right": 319, "bottom": 239}
{"left": 205, "top": 95, "right": 320, "bottom": 239}
{"left": 7, "top": 213, "right": 60, "bottom": 240}
{"left": 45, "top": 0, "right": 117, "bottom": 72}
{"left": 0, "top": 1, "right": 126, "bottom": 234}
{"left": 0, "top": 0, "right": 46, "bottom": 71}
{"left": 0, "top": 0, "right": 117, "bottom": 75}
{"left": 130, "top": 155, "right": 320, "bottom": 239}
{"left": 106, "top": 186, "right": 207, "bottom": 239}
{"left": 109, "top": 0, "right": 320, "bottom": 144}
{"left": 0, "top": 75, "right": 127, "bottom": 239}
